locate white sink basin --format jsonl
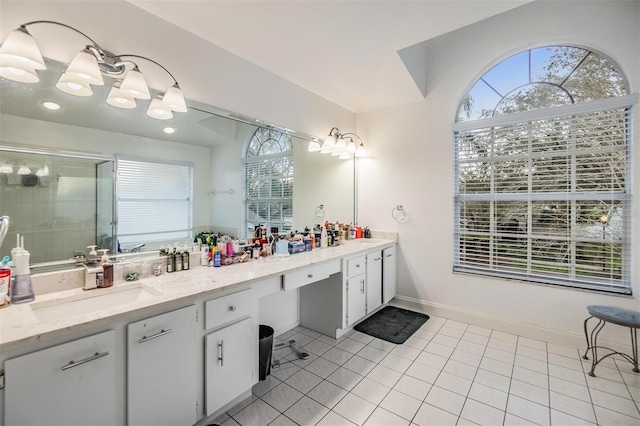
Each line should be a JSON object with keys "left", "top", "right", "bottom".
{"left": 30, "top": 284, "right": 161, "bottom": 323}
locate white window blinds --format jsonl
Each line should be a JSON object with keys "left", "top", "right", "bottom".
{"left": 117, "top": 158, "right": 193, "bottom": 246}
{"left": 244, "top": 155, "right": 293, "bottom": 237}
{"left": 453, "top": 98, "right": 635, "bottom": 294}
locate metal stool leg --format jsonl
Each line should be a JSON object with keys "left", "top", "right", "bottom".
{"left": 631, "top": 327, "right": 639, "bottom": 373}
{"left": 583, "top": 316, "right": 594, "bottom": 360}
{"left": 588, "top": 319, "right": 606, "bottom": 377}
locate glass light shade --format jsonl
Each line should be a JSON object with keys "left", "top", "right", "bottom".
{"left": 0, "top": 58, "right": 39, "bottom": 83}
{"left": 64, "top": 50, "right": 104, "bottom": 86}
{"left": 106, "top": 85, "right": 137, "bottom": 109}
{"left": 320, "top": 144, "right": 333, "bottom": 154}
{"left": 56, "top": 73, "right": 93, "bottom": 96}
{"left": 322, "top": 134, "right": 336, "bottom": 149}
{"left": 161, "top": 84, "right": 187, "bottom": 112}
{"left": 339, "top": 152, "right": 351, "bottom": 160}
{"left": 0, "top": 163, "right": 13, "bottom": 174}
{"left": 308, "top": 140, "right": 321, "bottom": 152}
{"left": 120, "top": 69, "right": 151, "bottom": 99}
{"left": 331, "top": 137, "right": 347, "bottom": 156}
{"left": 346, "top": 140, "right": 357, "bottom": 153}
{"left": 36, "top": 164, "right": 49, "bottom": 177}
{"left": 147, "top": 97, "right": 173, "bottom": 120}
{"left": 0, "top": 28, "right": 46, "bottom": 71}
{"left": 356, "top": 143, "right": 367, "bottom": 157}
{"left": 17, "top": 164, "right": 31, "bottom": 175}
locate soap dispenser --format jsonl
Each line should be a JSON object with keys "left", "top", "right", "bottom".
{"left": 99, "top": 249, "right": 113, "bottom": 288}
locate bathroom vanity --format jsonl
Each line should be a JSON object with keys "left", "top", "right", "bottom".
{"left": 0, "top": 238, "right": 396, "bottom": 426}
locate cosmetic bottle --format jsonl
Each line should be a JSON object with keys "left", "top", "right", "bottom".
{"left": 320, "top": 225, "right": 328, "bottom": 248}
{"left": 213, "top": 248, "right": 221, "bottom": 267}
{"left": 166, "top": 249, "right": 175, "bottom": 273}
{"left": 182, "top": 248, "right": 190, "bottom": 270}
{"left": 10, "top": 237, "right": 35, "bottom": 304}
{"left": 201, "top": 245, "right": 210, "bottom": 266}
{"left": 0, "top": 256, "right": 12, "bottom": 308}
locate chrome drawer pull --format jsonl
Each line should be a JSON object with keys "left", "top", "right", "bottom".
{"left": 356, "top": 264, "right": 361, "bottom": 268}
{"left": 361, "top": 280, "right": 365, "bottom": 293}
{"left": 139, "top": 328, "right": 173, "bottom": 344}
{"left": 61, "top": 351, "right": 109, "bottom": 371}
{"left": 307, "top": 274, "right": 314, "bottom": 279}
{"left": 218, "top": 340, "right": 224, "bottom": 366}
{"left": 229, "top": 305, "right": 237, "bottom": 312}
{"left": 374, "top": 257, "right": 382, "bottom": 261}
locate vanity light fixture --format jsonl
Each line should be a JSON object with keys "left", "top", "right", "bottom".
{"left": 0, "top": 163, "right": 13, "bottom": 174}
{"left": 0, "top": 21, "right": 187, "bottom": 120}
{"left": 17, "top": 163, "right": 31, "bottom": 175}
{"left": 311, "top": 128, "right": 365, "bottom": 158}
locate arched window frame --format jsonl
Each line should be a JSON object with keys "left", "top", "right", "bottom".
{"left": 243, "top": 127, "right": 293, "bottom": 237}
{"left": 452, "top": 45, "right": 638, "bottom": 294}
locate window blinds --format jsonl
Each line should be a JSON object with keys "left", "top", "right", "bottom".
{"left": 453, "top": 100, "right": 634, "bottom": 294}
{"left": 117, "top": 159, "right": 193, "bottom": 245}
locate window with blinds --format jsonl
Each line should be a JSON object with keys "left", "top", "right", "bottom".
{"left": 453, "top": 45, "right": 635, "bottom": 294}
{"left": 117, "top": 158, "right": 193, "bottom": 247}
{"left": 244, "top": 128, "right": 293, "bottom": 237}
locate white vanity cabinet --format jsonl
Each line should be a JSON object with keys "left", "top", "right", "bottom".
{"left": 127, "top": 305, "right": 197, "bottom": 426}
{"left": 4, "top": 330, "right": 116, "bottom": 426}
{"left": 204, "top": 288, "right": 257, "bottom": 416}
{"left": 382, "top": 245, "right": 397, "bottom": 304}
{"left": 366, "top": 251, "right": 383, "bottom": 314}
{"left": 345, "top": 255, "right": 367, "bottom": 326}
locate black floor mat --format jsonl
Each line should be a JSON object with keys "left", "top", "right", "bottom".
{"left": 354, "top": 306, "right": 429, "bottom": 344}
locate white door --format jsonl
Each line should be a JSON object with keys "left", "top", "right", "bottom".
{"left": 5, "top": 330, "right": 116, "bottom": 426}
{"left": 382, "top": 246, "right": 397, "bottom": 304}
{"left": 347, "top": 275, "right": 366, "bottom": 326}
{"left": 366, "top": 251, "right": 383, "bottom": 313}
{"left": 205, "top": 317, "right": 257, "bottom": 415}
{"left": 128, "top": 305, "right": 197, "bottom": 426}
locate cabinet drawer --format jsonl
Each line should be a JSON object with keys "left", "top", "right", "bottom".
{"left": 347, "top": 255, "right": 366, "bottom": 277}
{"left": 205, "top": 288, "right": 253, "bottom": 330}
{"left": 282, "top": 259, "right": 340, "bottom": 291}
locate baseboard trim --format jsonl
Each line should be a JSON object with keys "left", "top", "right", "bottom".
{"left": 392, "top": 296, "right": 631, "bottom": 354}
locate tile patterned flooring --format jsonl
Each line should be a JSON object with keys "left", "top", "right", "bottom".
{"left": 213, "top": 314, "right": 640, "bottom": 426}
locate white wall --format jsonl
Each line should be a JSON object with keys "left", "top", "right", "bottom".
{"left": 357, "top": 1, "right": 640, "bottom": 348}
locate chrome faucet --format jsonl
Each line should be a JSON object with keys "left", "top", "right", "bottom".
{"left": 130, "top": 243, "right": 146, "bottom": 252}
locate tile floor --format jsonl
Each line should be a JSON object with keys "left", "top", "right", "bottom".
{"left": 213, "top": 314, "right": 640, "bottom": 426}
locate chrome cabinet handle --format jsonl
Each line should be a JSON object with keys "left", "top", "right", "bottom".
{"left": 385, "top": 254, "right": 393, "bottom": 258}
{"left": 218, "top": 340, "right": 224, "bottom": 366}
{"left": 361, "top": 280, "right": 365, "bottom": 293}
{"left": 61, "top": 351, "right": 109, "bottom": 371}
{"left": 138, "top": 328, "right": 173, "bottom": 344}
{"left": 307, "top": 274, "right": 314, "bottom": 279}
{"left": 356, "top": 264, "right": 361, "bottom": 268}
{"left": 228, "top": 305, "right": 237, "bottom": 312}
{"left": 374, "top": 257, "right": 382, "bottom": 261}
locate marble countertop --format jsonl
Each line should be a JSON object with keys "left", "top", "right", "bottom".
{"left": 0, "top": 238, "right": 395, "bottom": 351}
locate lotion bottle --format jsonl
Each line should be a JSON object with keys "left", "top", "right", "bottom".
{"left": 320, "top": 224, "right": 328, "bottom": 248}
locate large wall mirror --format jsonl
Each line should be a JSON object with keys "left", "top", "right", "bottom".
{"left": 0, "top": 59, "right": 355, "bottom": 266}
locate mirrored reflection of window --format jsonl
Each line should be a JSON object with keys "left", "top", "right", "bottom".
{"left": 117, "top": 158, "right": 193, "bottom": 251}
{"left": 244, "top": 127, "right": 293, "bottom": 237}
{"left": 453, "top": 45, "right": 634, "bottom": 294}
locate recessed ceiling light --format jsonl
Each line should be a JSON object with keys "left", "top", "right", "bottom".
{"left": 41, "top": 101, "right": 62, "bottom": 110}
{"left": 163, "top": 127, "right": 176, "bottom": 134}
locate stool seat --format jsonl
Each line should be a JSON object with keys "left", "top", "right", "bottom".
{"left": 587, "top": 305, "right": 640, "bottom": 328}
{"left": 583, "top": 305, "right": 640, "bottom": 377}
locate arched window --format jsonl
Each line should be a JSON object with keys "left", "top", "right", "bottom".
{"left": 453, "top": 45, "right": 636, "bottom": 294}
{"left": 244, "top": 127, "right": 293, "bottom": 237}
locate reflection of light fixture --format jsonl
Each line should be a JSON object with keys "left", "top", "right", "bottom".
{"left": 41, "top": 101, "right": 62, "bottom": 110}
{"left": 36, "top": 164, "right": 49, "bottom": 177}
{"left": 0, "top": 21, "right": 187, "bottom": 119}
{"left": 163, "top": 127, "right": 176, "bottom": 134}
{"left": 106, "top": 81, "right": 137, "bottom": 109}
{"left": 0, "top": 163, "right": 14, "bottom": 174}
{"left": 17, "top": 163, "right": 31, "bottom": 175}
{"left": 312, "top": 128, "right": 366, "bottom": 158}
{"left": 307, "top": 139, "right": 321, "bottom": 152}
{"left": 147, "top": 97, "right": 173, "bottom": 120}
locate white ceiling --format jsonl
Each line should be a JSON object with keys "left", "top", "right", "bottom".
{"left": 130, "top": 1, "right": 531, "bottom": 113}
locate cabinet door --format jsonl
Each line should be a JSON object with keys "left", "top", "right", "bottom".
{"left": 382, "top": 246, "right": 397, "bottom": 304}
{"left": 5, "top": 330, "right": 116, "bottom": 426}
{"left": 347, "top": 275, "right": 366, "bottom": 326}
{"left": 205, "top": 317, "right": 257, "bottom": 416}
{"left": 366, "top": 251, "right": 383, "bottom": 313}
{"left": 128, "top": 305, "right": 197, "bottom": 426}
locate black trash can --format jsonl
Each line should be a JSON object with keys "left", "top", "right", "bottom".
{"left": 258, "top": 325, "right": 274, "bottom": 381}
